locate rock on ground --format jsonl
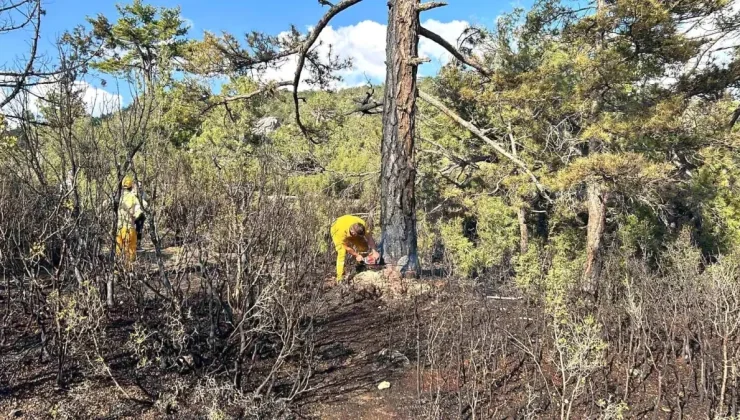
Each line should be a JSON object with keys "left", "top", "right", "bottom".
{"left": 377, "top": 381, "right": 391, "bottom": 390}
{"left": 251, "top": 116, "right": 280, "bottom": 137}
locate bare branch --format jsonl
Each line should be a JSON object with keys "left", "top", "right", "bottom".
{"left": 409, "top": 56, "right": 431, "bottom": 66}
{"left": 417, "top": 1, "right": 446, "bottom": 12}
{"left": 202, "top": 81, "right": 292, "bottom": 114}
{"left": 0, "top": 0, "right": 41, "bottom": 109}
{"left": 0, "top": 8, "right": 35, "bottom": 32}
{"left": 419, "top": 26, "right": 491, "bottom": 77}
{"left": 418, "top": 89, "right": 551, "bottom": 201}
{"left": 292, "top": 0, "right": 364, "bottom": 143}
{"left": 346, "top": 100, "right": 383, "bottom": 116}
{"left": 0, "top": 0, "right": 35, "bottom": 15}
{"left": 419, "top": 135, "right": 494, "bottom": 168}
{"left": 730, "top": 107, "right": 740, "bottom": 131}
{"left": 486, "top": 295, "right": 523, "bottom": 301}
{"left": 346, "top": 82, "right": 383, "bottom": 115}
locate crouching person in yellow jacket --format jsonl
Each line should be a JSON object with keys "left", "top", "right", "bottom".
{"left": 331, "top": 215, "right": 380, "bottom": 282}
{"left": 116, "top": 176, "right": 144, "bottom": 267}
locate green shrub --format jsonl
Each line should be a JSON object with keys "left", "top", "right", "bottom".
{"left": 438, "top": 196, "right": 518, "bottom": 277}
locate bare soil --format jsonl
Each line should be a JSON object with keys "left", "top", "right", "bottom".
{"left": 0, "top": 249, "right": 722, "bottom": 419}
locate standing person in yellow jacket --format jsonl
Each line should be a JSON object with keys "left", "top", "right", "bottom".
{"left": 331, "top": 214, "right": 380, "bottom": 282}
{"left": 117, "top": 176, "right": 144, "bottom": 265}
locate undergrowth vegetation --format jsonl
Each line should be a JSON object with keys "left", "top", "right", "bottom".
{"left": 2, "top": 0, "right": 740, "bottom": 418}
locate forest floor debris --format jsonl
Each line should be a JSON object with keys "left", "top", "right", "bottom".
{"left": 0, "top": 248, "right": 722, "bottom": 419}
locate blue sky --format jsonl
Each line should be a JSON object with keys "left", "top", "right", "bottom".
{"left": 1, "top": 0, "right": 533, "bottom": 113}
{"left": 23, "top": 0, "right": 527, "bottom": 39}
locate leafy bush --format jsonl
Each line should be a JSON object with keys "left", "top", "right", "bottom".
{"left": 439, "top": 196, "right": 518, "bottom": 277}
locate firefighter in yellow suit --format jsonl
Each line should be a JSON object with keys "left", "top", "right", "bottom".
{"left": 116, "top": 176, "right": 143, "bottom": 266}
{"left": 331, "top": 215, "right": 380, "bottom": 282}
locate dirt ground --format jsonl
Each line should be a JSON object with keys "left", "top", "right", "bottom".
{"left": 0, "top": 248, "right": 723, "bottom": 419}
{"left": 0, "top": 282, "right": 430, "bottom": 419}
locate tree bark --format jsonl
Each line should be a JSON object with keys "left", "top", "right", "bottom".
{"left": 107, "top": 275, "right": 114, "bottom": 307}
{"left": 510, "top": 129, "right": 529, "bottom": 255}
{"left": 583, "top": 182, "right": 607, "bottom": 295}
{"left": 380, "top": 0, "right": 420, "bottom": 277}
{"left": 518, "top": 206, "right": 529, "bottom": 254}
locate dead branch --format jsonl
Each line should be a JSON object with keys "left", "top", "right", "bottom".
{"left": 419, "top": 135, "right": 492, "bottom": 168}
{"left": 0, "top": 0, "right": 35, "bottom": 15}
{"left": 0, "top": 0, "right": 41, "bottom": 109}
{"left": 417, "top": 1, "right": 447, "bottom": 12}
{"left": 730, "top": 107, "right": 740, "bottom": 131}
{"left": 353, "top": 82, "right": 376, "bottom": 107}
{"left": 486, "top": 295, "right": 523, "bottom": 301}
{"left": 418, "top": 89, "right": 551, "bottom": 201}
{"left": 292, "top": 0, "right": 364, "bottom": 143}
{"left": 346, "top": 82, "right": 384, "bottom": 115}
{"left": 419, "top": 26, "right": 491, "bottom": 77}
{"left": 0, "top": 0, "right": 39, "bottom": 32}
{"left": 346, "top": 100, "right": 384, "bottom": 116}
{"left": 409, "top": 56, "right": 431, "bottom": 67}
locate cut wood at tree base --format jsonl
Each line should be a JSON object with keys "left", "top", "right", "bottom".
{"left": 351, "top": 270, "right": 437, "bottom": 301}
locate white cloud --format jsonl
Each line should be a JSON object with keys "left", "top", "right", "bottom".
{"left": 419, "top": 19, "right": 471, "bottom": 63}
{"left": 2, "top": 19, "right": 469, "bottom": 117}
{"left": 76, "top": 82, "right": 123, "bottom": 116}
{"left": 257, "top": 18, "right": 470, "bottom": 90}
{"left": 677, "top": 0, "right": 740, "bottom": 74}
{"left": 1, "top": 79, "right": 123, "bottom": 120}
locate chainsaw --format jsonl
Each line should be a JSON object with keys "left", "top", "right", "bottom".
{"left": 361, "top": 252, "right": 384, "bottom": 270}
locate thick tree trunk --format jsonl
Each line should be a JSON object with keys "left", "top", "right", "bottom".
{"left": 582, "top": 0, "right": 609, "bottom": 299}
{"left": 380, "top": 0, "right": 420, "bottom": 277}
{"left": 583, "top": 182, "right": 608, "bottom": 295}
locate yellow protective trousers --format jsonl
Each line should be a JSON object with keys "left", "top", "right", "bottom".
{"left": 333, "top": 236, "right": 369, "bottom": 281}
{"left": 116, "top": 227, "right": 137, "bottom": 265}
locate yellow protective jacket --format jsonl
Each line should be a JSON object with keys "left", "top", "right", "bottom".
{"left": 331, "top": 215, "right": 368, "bottom": 281}
{"left": 118, "top": 190, "right": 143, "bottom": 230}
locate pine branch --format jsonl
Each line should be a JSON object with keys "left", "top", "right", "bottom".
{"left": 418, "top": 89, "right": 551, "bottom": 201}
{"left": 202, "top": 81, "right": 292, "bottom": 114}
{"left": 293, "top": 0, "right": 364, "bottom": 143}
{"left": 419, "top": 26, "right": 491, "bottom": 77}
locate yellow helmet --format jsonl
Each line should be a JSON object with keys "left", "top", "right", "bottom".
{"left": 122, "top": 175, "right": 134, "bottom": 189}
